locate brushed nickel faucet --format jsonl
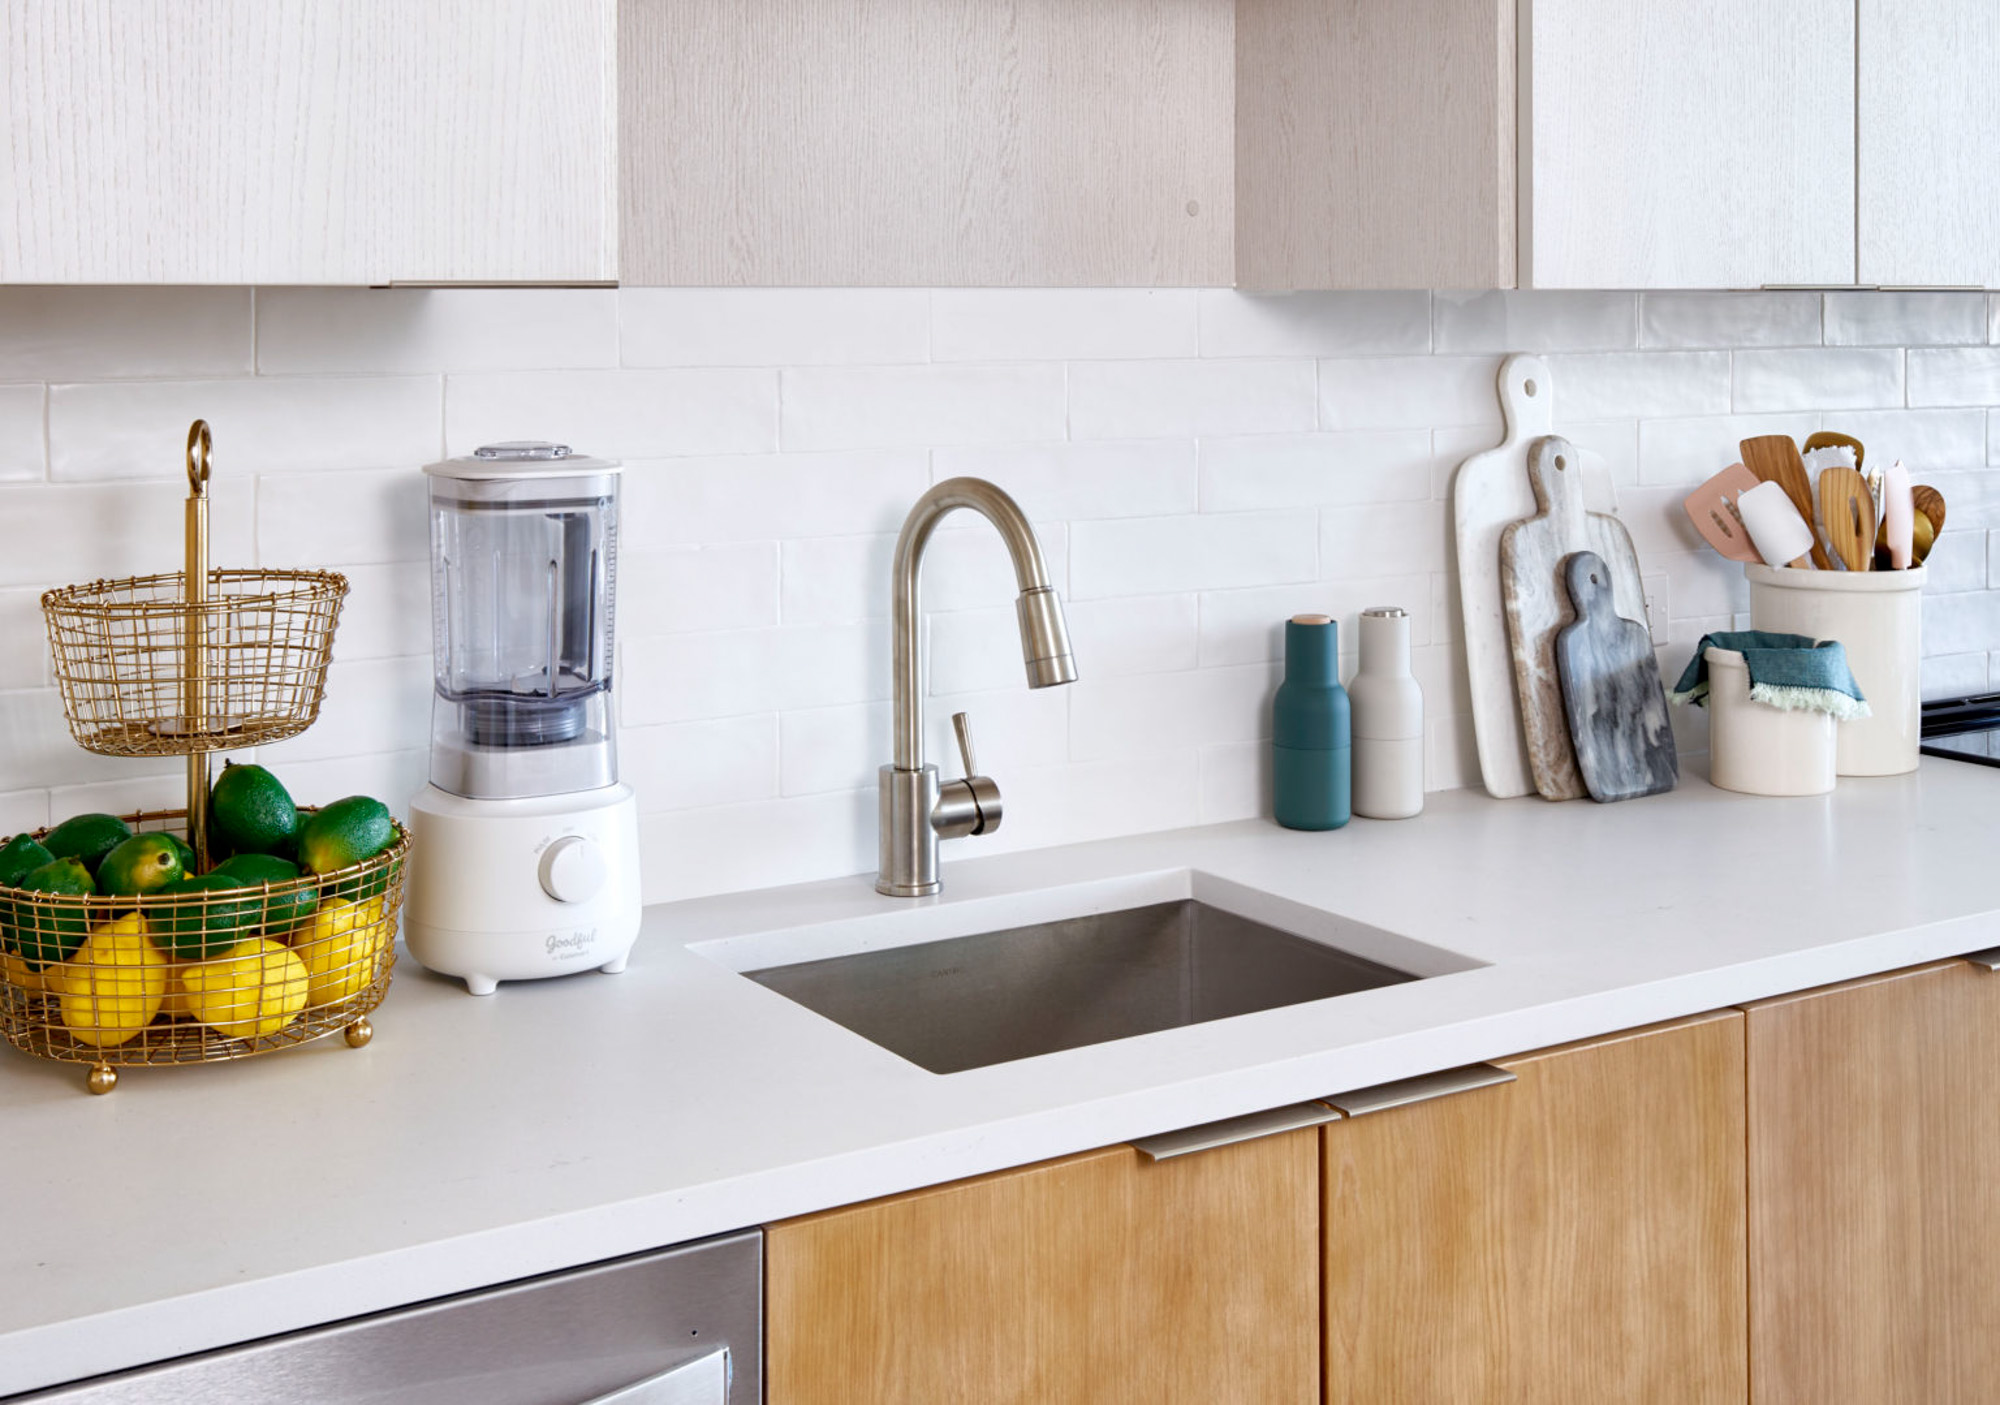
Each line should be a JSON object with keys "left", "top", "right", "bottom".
{"left": 878, "top": 478, "right": 1077, "bottom": 897}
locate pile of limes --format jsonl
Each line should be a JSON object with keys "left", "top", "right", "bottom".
{"left": 0, "top": 763, "right": 398, "bottom": 1049}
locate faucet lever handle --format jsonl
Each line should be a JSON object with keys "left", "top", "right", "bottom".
{"left": 951, "top": 711, "right": 978, "bottom": 779}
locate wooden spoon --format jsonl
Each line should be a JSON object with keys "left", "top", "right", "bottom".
{"left": 1803, "top": 429, "right": 1865, "bottom": 471}
{"left": 1912, "top": 484, "right": 1945, "bottom": 565}
{"left": 1818, "top": 466, "right": 1876, "bottom": 572}
{"left": 1741, "top": 435, "right": 1831, "bottom": 569}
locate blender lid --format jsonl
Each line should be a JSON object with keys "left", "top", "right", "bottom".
{"left": 424, "top": 441, "right": 622, "bottom": 480}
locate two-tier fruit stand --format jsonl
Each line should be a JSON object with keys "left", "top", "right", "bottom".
{"left": 0, "top": 421, "right": 408, "bottom": 1092}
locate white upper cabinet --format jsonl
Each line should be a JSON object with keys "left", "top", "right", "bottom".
{"left": 1522, "top": 0, "right": 1855, "bottom": 289}
{"left": 0, "top": 1, "right": 617, "bottom": 285}
{"left": 1858, "top": 0, "right": 2000, "bottom": 287}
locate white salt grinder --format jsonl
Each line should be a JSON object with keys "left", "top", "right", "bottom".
{"left": 1350, "top": 607, "right": 1424, "bottom": 819}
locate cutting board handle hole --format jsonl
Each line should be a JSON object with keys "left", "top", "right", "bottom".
{"left": 1524, "top": 379, "right": 1538, "bottom": 397}
{"left": 1554, "top": 454, "right": 1567, "bottom": 471}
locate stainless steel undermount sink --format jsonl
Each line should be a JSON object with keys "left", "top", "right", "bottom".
{"left": 743, "top": 897, "right": 1425, "bottom": 1074}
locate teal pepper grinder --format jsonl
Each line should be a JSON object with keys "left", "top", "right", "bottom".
{"left": 1273, "top": 613, "right": 1351, "bottom": 830}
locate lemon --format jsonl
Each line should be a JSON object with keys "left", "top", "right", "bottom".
{"left": 1, "top": 951, "right": 42, "bottom": 992}
{"left": 45, "top": 913, "right": 165, "bottom": 1049}
{"left": 179, "top": 937, "right": 310, "bottom": 1039}
{"left": 291, "top": 898, "right": 390, "bottom": 1005}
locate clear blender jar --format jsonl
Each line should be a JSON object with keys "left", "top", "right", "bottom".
{"left": 425, "top": 442, "right": 621, "bottom": 800}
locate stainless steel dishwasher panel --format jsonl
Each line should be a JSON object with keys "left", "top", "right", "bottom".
{"left": 14, "top": 1228, "right": 763, "bottom": 1405}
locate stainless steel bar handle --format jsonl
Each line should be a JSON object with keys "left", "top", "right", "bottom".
{"left": 1324, "top": 1062, "right": 1516, "bottom": 1118}
{"left": 953, "top": 711, "right": 978, "bottom": 777}
{"left": 1132, "top": 1101, "right": 1344, "bottom": 1162}
{"left": 1962, "top": 947, "right": 2000, "bottom": 971}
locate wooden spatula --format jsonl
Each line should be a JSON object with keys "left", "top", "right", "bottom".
{"left": 1682, "top": 463, "right": 1762, "bottom": 563}
{"left": 1818, "top": 465, "right": 1876, "bottom": 572}
{"left": 1741, "top": 435, "right": 1831, "bottom": 569}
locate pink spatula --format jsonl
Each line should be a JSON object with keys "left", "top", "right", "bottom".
{"left": 1683, "top": 463, "right": 1763, "bottom": 563}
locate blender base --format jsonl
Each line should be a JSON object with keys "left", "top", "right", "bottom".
{"left": 405, "top": 782, "right": 642, "bottom": 995}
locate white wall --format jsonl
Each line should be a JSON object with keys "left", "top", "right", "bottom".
{"left": 2, "top": 286, "right": 1997, "bottom": 901}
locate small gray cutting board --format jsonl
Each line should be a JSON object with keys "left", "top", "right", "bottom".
{"left": 1554, "top": 552, "right": 1678, "bottom": 802}
{"left": 1453, "top": 355, "right": 1621, "bottom": 801}
{"left": 1499, "top": 436, "right": 1649, "bottom": 801}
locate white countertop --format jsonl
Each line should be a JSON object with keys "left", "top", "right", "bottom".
{"left": 7, "top": 760, "right": 2000, "bottom": 1394}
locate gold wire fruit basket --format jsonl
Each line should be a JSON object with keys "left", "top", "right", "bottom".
{"left": 44, "top": 567, "right": 347, "bottom": 758}
{"left": 2, "top": 420, "right": 401, "bottom": 1092}
{"left": 0, "top": 809, "right": 407, "bottom": 1094}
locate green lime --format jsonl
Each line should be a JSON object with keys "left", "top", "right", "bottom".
{"left": 0, "top": 834, "right": 53, "bottom": 889}
{"left": 211, "top": 854, "right": 318, "bottom": 935}
{"left": 165, "top": 832, "right": 198, "bottom": 874}
{"left": 8, "top": 858, "right": 95, "bottom": 969}
{"left": 297, "top": 796, "right": 394, "bottom": 876}
{"left": 97, "top": 834, "right": 188, "bottom": 897}
{"left": 153, "top": 874, "right": 262, "bottom": 960}
{"left": 41, "top": 814, "right": 132, "bottom": 876}
{"left": 209, "top": 762, "right": 299, "bottom": 859}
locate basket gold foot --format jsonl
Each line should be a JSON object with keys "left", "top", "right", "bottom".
{"left": 343, "top": 1018, "right": 373, "bottom": 1049}
{"left": 86, "top": 1063, "right": 118, "bottom": 1095}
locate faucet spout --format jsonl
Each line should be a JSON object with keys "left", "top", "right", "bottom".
{"left": 880, "top": 477, "right": 1077, "bottom": 897}
{"left": 889, "top": 478, "right": 1075, "bottom": 771}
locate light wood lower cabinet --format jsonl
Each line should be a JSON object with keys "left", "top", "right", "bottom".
{"left": 1321, "top": 1012, "right": 1749, "bottom": 1404}
{"left": 1745, "top": 959, "right": 2000, "bottom": 1405}
{"left": 765, "top": 1131, "right": 1319, "bottom": 1405}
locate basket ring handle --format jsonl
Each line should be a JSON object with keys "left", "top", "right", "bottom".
{"left": 186, "top": 419, "right": 211, "bottom": 496}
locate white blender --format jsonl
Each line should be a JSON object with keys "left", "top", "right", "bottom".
{"left": 405, "top": 442, "right": 641, "bottom": 995}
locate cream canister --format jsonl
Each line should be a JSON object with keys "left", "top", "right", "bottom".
{"left": 1350, "top": 607, "right": 1424, "bottom": 819}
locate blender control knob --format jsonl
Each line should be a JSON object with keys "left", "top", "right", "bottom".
{"left": 539, "top": 836, "right": 607, "bottom": 904}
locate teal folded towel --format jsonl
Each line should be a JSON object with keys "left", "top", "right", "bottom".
{"left": 1669, "top": 630, "right": 1871, "bottom": 721}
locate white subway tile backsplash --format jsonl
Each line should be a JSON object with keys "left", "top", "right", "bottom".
{"left": 783, "top": 364, "right": 1066, "bottom": 450}
{"left": 1065, "top": 594, "right": 1200, "bottom": 678}
{"left": 51, "top": 377, "right": 442, "bottom": 481}
{"left": 623, "top": 289, "right": 929, "bottom": 367}
{"left": 0, "top": 479, "right": 255, "bottom": 587}
{"left": 1640, "top": 292, "right": 1823, "bottom": 348}
{"left": 1825, "top": 292, "right": 1986, "bottom": 348}
{"left": 1068, "top": 664, "right": 1277, "bottom": 762}
{"left": 1070, "top": 359, "right": 1316, "bottom": 439}
{"left": 1909, "top": 349, "right": 2000, "bottom": 408}
{"left": 1432, "top": 291, "right": 1637, "bottom": 353}
{"left": 0, "top": 591, "right": 47, "bottom": 691}
{"left": 0, "top": 385, "right": 43, "bottom": 481}
{"left": 6, "top": 284, "right": 2000, "bottom": 905}
{"left": 1320, "top": 501, "right": 1449, "bottom": 578}
{"left": 0, "top": 288, "right": 251, "bottom": 380}
{"left": 935, "top": 290, "right": 1197, "bottom": 361}
{"left": 258, "top": 288, "right": 618, "bottom": 373}
{"left": 448, "top": 369, "right": 777, "bottom": 458}
{"left": 258, "top": 468, "right": 428, "bottom": 567}
{"left": 625, "top": 450, "right": 929, "bottom": 545}
{"left": 1198, "top": 292, "right": 1429, "bottom": 358}
{"left": 932, "top": 440, "right": 1198, "bottom": 520}
{"left": 1636, "top": 412, "right": 1823, "bottom": 486}
{"left": 621, "top": 716, "right": 778, "bottom": 812}
{"left": 1550, "top": 351, "right": 1732, "bottom": 420}
{"left": 1198, "top": 431, "right": 1431, "bottom": 511}
{"left": 1197, "top": 575, "right": 1432, "bottom": 668}
{"left": 624, "top": 620, "right": 888, "bottom": 725}
{"left": 1319, "top": 355, "right": 1500, "bottom": 431}
{"left": 1733, "top": 349, "right": 1904, "bottom": 412}
{"left": 1070, "top": 512, "right": 1317, "bottom": 599}
{"left": 623, "top": 543, "right": 780, "bottom": 635}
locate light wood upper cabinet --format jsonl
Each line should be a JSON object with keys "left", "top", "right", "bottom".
{"left": 1744, "top": 959, "right": 2000, "bottom": 1405}
{"left": 1858, "top": 0, "right": 2000, "bottom": 287}
{"left": 0, "top": 1, "right": 617, "bottom": 285}
{"left": 1235, "top": 0, "right": 1515, "bottom": 291}
{"left": 1322, "top": 1012, "right": 1749, "bottom": 1404}
{"left": 620, "top": 0, "right": 1233, "bottom": 287}
{"left": 1522, "top": 0, "right": 1854, "bottom": 289}
{"left": 765, "top": 1132, "right": 1319, "bottom": 1404}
